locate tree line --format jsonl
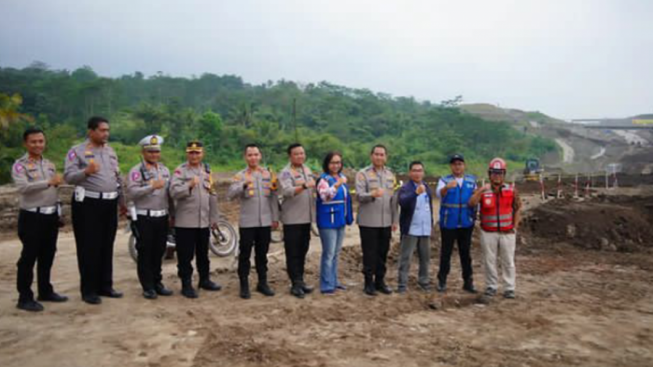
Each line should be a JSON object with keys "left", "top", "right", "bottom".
{"left": 0, "top": 61, "right": 557, "bottom": 183}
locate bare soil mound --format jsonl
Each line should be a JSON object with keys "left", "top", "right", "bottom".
{"left": 524, "top": 195, "right": 653, "bottom": 253}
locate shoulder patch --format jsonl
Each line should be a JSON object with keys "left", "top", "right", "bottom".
{"left": 13, "top": 163, "right": 24, "bottom": 174}
{"left": 67, "top": 149, "right": 77, "bottom": 161}
{"left": 174, "top": 169, "right": 182, "bottom": 176}
{"left": 356, "top": 172, "right": 365, "bottom": 181}
{"left": 233, "top": 173, "right": 242, "bottom": 182}
{"left": 282, "top": 171, "right": 292, "bottom": 179}
{"left": 131, "top": 171, "right": 141, "bottom": 182}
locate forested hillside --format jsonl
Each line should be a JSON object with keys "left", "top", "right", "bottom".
{"left": 0, "top": 62, "right": 557, "bottom": 183}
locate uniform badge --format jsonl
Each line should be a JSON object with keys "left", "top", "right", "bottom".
{"left": 13, "top": 163, "right": 24, "bottom": 173}
{"left": 174, "top": 169, "right": 182, "bottom": 176}
{"left": 485, "top": 198, "right": 492, "bottom": 206}
{"left": 67, "top": 150, "right": 77, "bottom": 161}
{"left": 131, "top": 171, "right": 141, "bottom": 181}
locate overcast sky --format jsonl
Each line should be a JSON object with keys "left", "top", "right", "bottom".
{"left": 1, "top": 0, "right": 651, "bottom": 119}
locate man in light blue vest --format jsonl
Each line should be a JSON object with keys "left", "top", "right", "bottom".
{"left": 435, "top": 154, "right": 477, "bottom": 293}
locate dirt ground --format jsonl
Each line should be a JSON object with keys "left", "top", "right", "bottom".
{"left": 1, "top": 191, "right": 653, "bottom": 367}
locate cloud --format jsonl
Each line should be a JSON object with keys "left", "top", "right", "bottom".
{"left": 1, "top": 0, "right": 652, "bottom": 119}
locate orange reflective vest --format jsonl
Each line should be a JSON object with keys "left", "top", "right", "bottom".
{"left": 480, "top": 184, "right": 515, "bottom": 232}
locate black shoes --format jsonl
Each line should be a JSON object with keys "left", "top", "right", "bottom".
{"left": 240, "top": 279, "right": 251, "bottom": 299}
{"left": 198, "top": 279, "right": 222, "bottom": 291}
{"left": 290, "top": 284, "right": 305, "bottom": 299}
{"left": 17, "top": 299, "right": 44, "bottom": 312}
{"left": 155, "top": 283, "right": 173, "bottom": 296}
{"left": 143, "top": 289, "right": 158, "bottom": 300}
{"left": 19, "top": 292, "right": 68, "bottom": 311}
{"left": 256, "top": 283, "right": 275, "bottom": 297}
{"left": 437, "top": 281, "right": 447, "bottom": 293}
{"left": 301, "top": 284, "right": 314, "bottom": 294}
{"left": 463, "top": 283, "right": 477, "bottom": 294}
{"left": 181, "top": 287, "right": 198, "bottom": 298}
{"left": 99, "top": 289, "right": 123, "bottom": 298}
{"left": 364, "top": 284, "right": 377, "bottom": 296}
{"left": 376, "top": 283, "right": 393, "bottom": 295}
{"left": 181, "top": 280, "right": 198, "bottom": 299}
{"left": 82, "top": 294, "right": 102, "bottom": 305}
{"left": 37, "top": 292, "right": 69, "bottom": 303}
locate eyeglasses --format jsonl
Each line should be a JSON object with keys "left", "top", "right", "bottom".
{"left": 329, "top": 161, "right": 342, "bottom": 165}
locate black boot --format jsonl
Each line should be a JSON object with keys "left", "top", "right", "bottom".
{"left": 290, "top": 283, "right": 305, "bottom": 299}
{"left": 437, "top": 279, "right": 447, "bottom": 293}
{"left": 17, "top": 299, "right": 44, "bottom": 312}
{"left": 181, "top": 279, "right": 198, "bottom": 299}
{"left": 364, "top": 277, "right": 377, "bottom": 296}
{"left": 198, "top": 278, "right": 222, "bottom": 291}
{"left": 155, "top": 283, "right": 173, "bottom": 296}
{"left": 375, "top": 280, "right": 393, "bottom": 295}
{"left": 256, "top": 281, "right": 275, "bottom": 297}
{"left": 37, "top": 292, "right": 69, "bottom": 302}
{"left": 240, "top": 278, "right": 251, "bottom": 299}
{"left": 300, "top": 282, "right": 314, "bottom": 294}
{"left": 463, "top": 280, "right": 477, "bottom": 294}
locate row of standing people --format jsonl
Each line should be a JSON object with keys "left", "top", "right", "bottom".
{"left": 11, "top": 116, "right": 521, "bottom": 312}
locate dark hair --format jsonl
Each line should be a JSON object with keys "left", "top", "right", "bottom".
{"left": 23, "top": 127, "right": 45, "bottom": 141}
{"left": 322, "top": 151, "right": 343, "bottom": 174}
{"left": 287, "top": 143, "right": 303, "bottom": 155}
{"left": 370, "top": 144, "right": 387, "bottom": 155}
{"left": 244, "top": 144, "right": 261, "bottom": 154}
{"left": 87, "top": 116, "right": 109, "bottom": 130}
{"left": 409, "top": 161, "right": 424, "bottom": 171}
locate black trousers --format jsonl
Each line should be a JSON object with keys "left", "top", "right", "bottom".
{"left": 238, "top": 226, "right": 271, "bottom": 282}
{"left": 135, "top": 215, "right": 169, "bottom": 291}
{"left": 175, "top": 227, "right": 210, "bottom": 282}
{"left": 16, "top": 210, "right": 59, "bottom": 302}
{"left": 72, "top": 197, "right": 118, "bottom": 297}
{"left": 359, "top": 226, "right": 391, "bottom": 285}
{"left": 438, "top": 227, "right": 474, "bottom": 285}
{"left": 283, "top": 223, "right": 311, "bottom": 286}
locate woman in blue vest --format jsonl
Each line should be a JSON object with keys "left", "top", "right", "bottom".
{"left": 435, "top": 154, "right": 478, "bottom": 293}
{"left": 316, "top": 151, "right": 354, "bottom": 294}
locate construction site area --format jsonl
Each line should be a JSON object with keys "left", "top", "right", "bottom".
{"left": 0, "top": 121, "right": 652, "bottom": 367}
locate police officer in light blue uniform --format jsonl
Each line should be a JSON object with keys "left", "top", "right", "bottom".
{"left": 435, "top": 154, "right": 477, "bottom": 293}
{"left": 126, "top": 135, "right": 174, "bottom": 300}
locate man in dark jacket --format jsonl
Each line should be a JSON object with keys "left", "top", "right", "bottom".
{"left": 436, "top": 154, "right": 477, "bottom": 293}
{"left": 397, "top": 161, "right": 433, "bottom": 293}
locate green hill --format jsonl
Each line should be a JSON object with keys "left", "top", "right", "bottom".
{"left": 0, "top": 63, "right": 557, "bottom": 182}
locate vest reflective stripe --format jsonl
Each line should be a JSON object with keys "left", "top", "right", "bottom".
{"left": 481, "top": 213, "right": 513, "bottom": 220}
{"left": 322, "top": 200, "right": 345, "bottom": 205}
{"left": 480, "top": 184, "right": 515, "bottom": 232}
{"left": 442, "top": 203, "right": 467, "bottom": 208}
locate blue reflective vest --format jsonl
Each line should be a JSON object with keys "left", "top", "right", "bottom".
{"left": 439, "top": 174, "right": 476, "bottom": 229}
{"left": 316, "top": 173, "right": 354, "bottom": 229}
